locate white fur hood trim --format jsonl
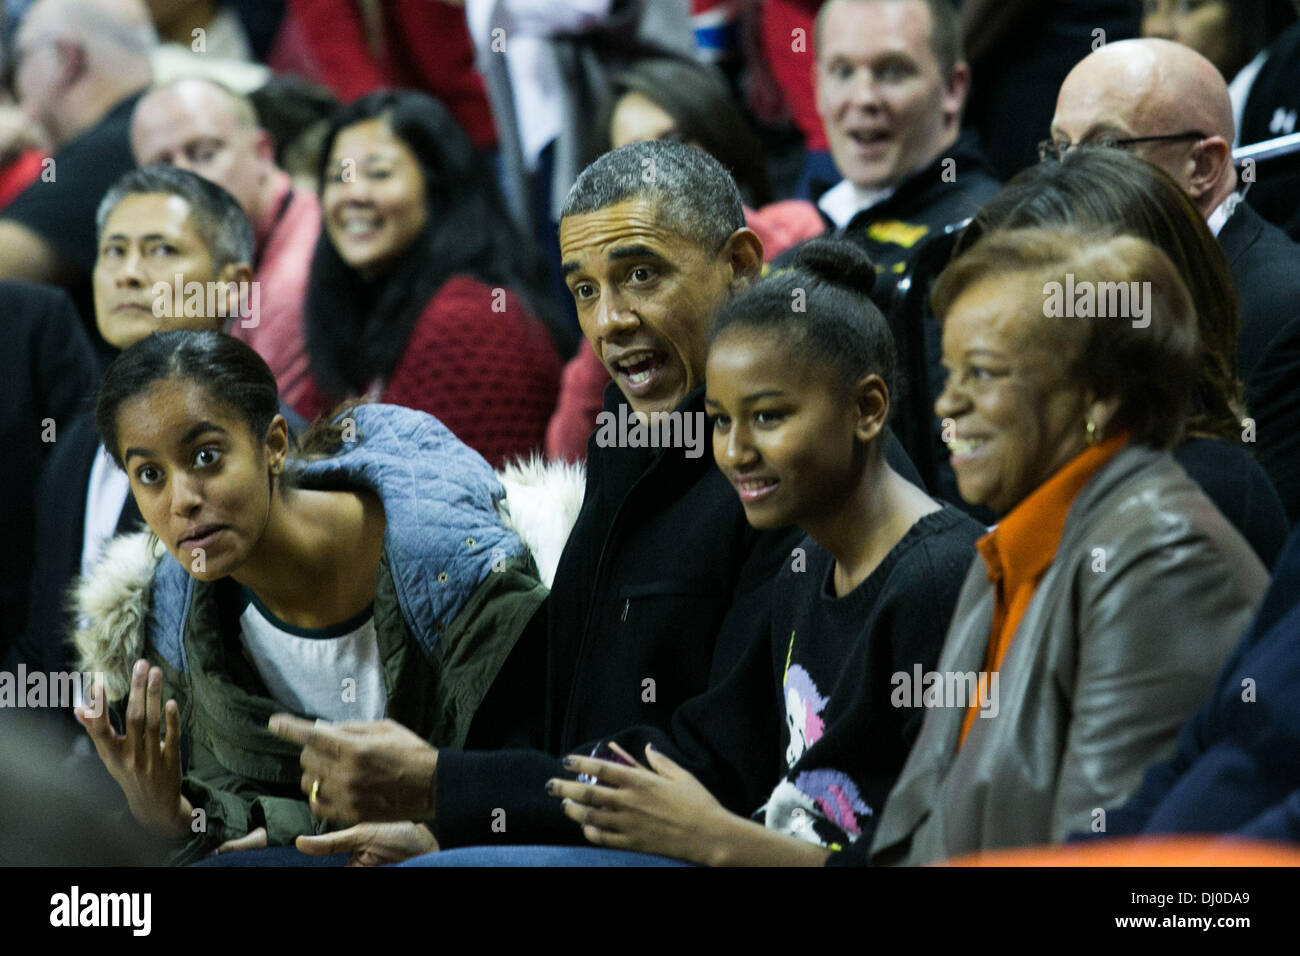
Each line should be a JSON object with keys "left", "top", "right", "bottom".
{"left": 495, "top": 456, "right": 586, "bottom": 589}
{"left": 72, "top": 530, "right": 166, "bottom": 701}
{"left": 72, "top": 457, "right": 586, "bottom": 700}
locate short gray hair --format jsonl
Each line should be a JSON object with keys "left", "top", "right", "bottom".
{"left": 561, "top": 140, "right": 745, "bottom": 252}
{"left": 95, "top": 165, "right": 255, "bottom": 270}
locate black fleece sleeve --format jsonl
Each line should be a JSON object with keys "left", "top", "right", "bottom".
{"left": 601, "top": 625, "right": 783, "bottom": 818}
{"left": 432, "top": 618, "right": 781, "bottom": 849}
{"left": 432, "top": 747, "right": 579, "bottom": 848}
{"left": 433, "top": 532, "right": 794, "bottom": 850}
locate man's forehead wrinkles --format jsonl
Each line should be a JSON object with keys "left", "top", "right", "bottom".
{"left": 560, "top": 217, "right": 673, "bottom": 260}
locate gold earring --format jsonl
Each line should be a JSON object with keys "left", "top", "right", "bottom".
{"left": 1085, "top": 419, "right": 1098, "bottom": 445}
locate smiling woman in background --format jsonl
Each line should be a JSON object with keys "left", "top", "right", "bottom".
{"left": 868, "top": 226, "right": 1268, "bottom": 866}
{"left": 298, "top": 90, "right": 562, "bottom": 467}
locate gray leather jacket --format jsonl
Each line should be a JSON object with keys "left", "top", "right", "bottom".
{"left": 870, "top": 445, "right": 1268, "bottom": 865}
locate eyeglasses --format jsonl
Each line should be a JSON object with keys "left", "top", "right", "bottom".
{"left": 1037, "top": 131, "right": 1207, "bottom": 163}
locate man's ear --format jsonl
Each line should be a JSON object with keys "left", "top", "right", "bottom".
{"left": 1187, "top": 136, "right": 1233, "bottom": 205}
{"left": 215, "top": 261, "right": 254, "bottom": 320}
{"left": 853, "top": 373, "right": 890, "bottom": 443}
{"left": 942, "top": 62, "right": 972, "bottom": 128}
{"left": 722, "top": 226, "right": 764, "bottom": 288}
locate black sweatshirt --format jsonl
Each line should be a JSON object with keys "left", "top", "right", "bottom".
{"left": 602, "top": 505, "right": 985, "bottom": 865}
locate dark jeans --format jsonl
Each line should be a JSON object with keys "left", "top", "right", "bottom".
{"left": 190, "top": 847, "right": 351, "bottom": 867}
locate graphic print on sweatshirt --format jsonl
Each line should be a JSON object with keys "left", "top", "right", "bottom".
{"left": 784, "top": 661, "right": 827, "bottom": 763}
{"left": 760, "top": 632, "right": 873, "bottom": 847}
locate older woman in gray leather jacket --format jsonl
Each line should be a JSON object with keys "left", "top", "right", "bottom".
{"left": 869, "top": 227, "right": 1268, "bottom": 866}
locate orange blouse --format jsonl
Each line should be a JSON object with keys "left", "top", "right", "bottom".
{"left": 958, "top": 431, "right": 1130, "bottom": 747}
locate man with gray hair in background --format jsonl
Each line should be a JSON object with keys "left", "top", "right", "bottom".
{"left": 131, "top": 77, "right": 321, "bottom": 415}
{"left": 1051, "top": 37, "right": 1300, "bottom": 523}
{"left": 0, "top": 0, "right": 155, "bottom": 325}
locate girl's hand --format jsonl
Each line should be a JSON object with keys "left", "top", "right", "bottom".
{"left": 75, "top": 659, "right": 193, "bottom": 839}
{"left": 547, "top": 742, "right": 734, "bottom": 865}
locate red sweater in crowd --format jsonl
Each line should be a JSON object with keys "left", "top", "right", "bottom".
{"left": 761, "top": 0, "right": 827, "bottom": 151}
{"left": 283, "top": 0, "right": 497, "bottom": 149}
{"left": 298, "top": 275, "right": 561, "bottom": 467}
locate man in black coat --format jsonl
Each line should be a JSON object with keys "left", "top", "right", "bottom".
{"left": 1052, "top": 38, "right": 1300, "bottom": 521}
{"left": 796, "top": 0, "right": 1001, "bottom": 286}
{"left": 0, "top": 283, "right": 98, "bottom": 657}
{"left": 270, "top": 142, "right": 924, "bottom": 858}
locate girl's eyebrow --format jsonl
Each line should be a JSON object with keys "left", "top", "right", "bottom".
{"left": 180, "top": 422, "right": 227, "bottom": 446}
{"left": 124, "top": 422, "right": 227, "bottom": 463}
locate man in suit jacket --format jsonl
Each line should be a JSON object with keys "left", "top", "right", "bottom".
{"left": 1051, "top": 38, "right": 1300, "bottom": 521}
{"left": 0, "top": 283, "right": 98, "bottom": 658}
{"left": 9, "top": 166, "right": 303, "bottom": 697}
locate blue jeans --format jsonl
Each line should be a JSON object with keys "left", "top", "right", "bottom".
{"left": 398, "top": 846, "right": 692, "bottom": 867}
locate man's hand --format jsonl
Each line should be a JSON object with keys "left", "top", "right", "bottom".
{"left": 74, "top": 660, "right": 193, "bottom": 839}
{"left": 296, "top": 821, "right": 438, "bottom": 866}
{"left": 547, "top": 741, "right": 733, "bottom": 865}
{"left": 268, "top": 715, "right": 439, "bottom": 825}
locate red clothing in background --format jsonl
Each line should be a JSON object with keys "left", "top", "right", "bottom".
{"left": 230, "top": 173, "right": 321, "bottom": 418}
{"left": 760, "top": 0, "right": 827, "bottom": 151}
{"left": 298, "top": 275, "right": 560, "bottom": 467}
{"left": 283, "top": 0, "right": 497, "bottom": 149}
{"left": 0, "top": 149, "right": 46, "bottom": 211}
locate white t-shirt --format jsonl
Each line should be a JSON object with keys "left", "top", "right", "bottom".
{"left": 81, "top": 444, "right": 132, "bottom": 574}
{"left": 238, "top": 590, "right": 386, "bottom": 723}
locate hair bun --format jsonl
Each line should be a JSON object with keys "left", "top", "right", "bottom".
{"left": 790, "top": 238, "right": 877, "bottom": 297}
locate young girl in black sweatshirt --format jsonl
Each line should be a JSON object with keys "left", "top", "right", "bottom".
{"left": 548, "top": 239, "right": 986, "bottom": 865}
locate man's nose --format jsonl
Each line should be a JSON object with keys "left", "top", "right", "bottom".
{"left": 594, "top": 286, "right": 639, "bottom": 337}
{"left": 846, "top": 68, "right": 884, "bottom": 110}
{"left": 115, "top": 247, "right": 146, "bottom": 288}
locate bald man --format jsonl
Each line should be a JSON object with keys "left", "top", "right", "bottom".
{"left": 1053, "top": 38, "right": 1300, "bottom": 523}
{"left": 0, "top": 0, "right": 155, "bottom": 304}
{"left": 131, "top": 78, "right": 321, "bottom": 413}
